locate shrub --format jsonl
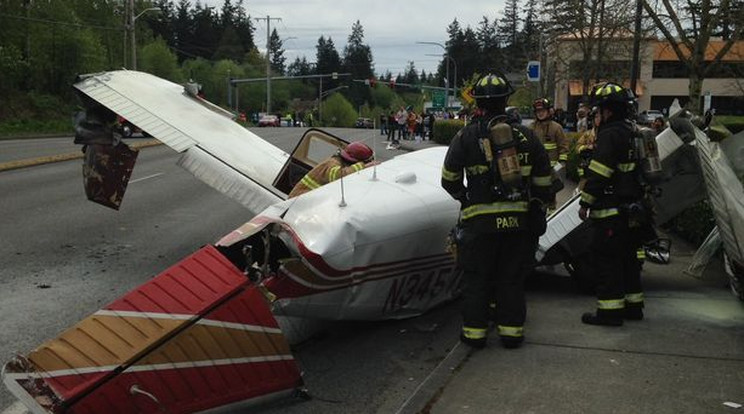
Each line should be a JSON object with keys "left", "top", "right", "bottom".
{"left": 432, "top": 119, "right": 464, "bottom": 145}
{"left": 665, "top": 199, "right": 716, "bottom": 246}
{"left": 564, "top": 132, "right": 581, "bottom": 182}
{"left": 718, "top": 116, "right": 744, "bottom": 134}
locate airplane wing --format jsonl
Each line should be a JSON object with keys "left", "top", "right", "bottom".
{"left": 73, "top": 70, "right": 288, "bottom": 214}
{"left": 2, "top": 246, "right": 302, "bottom": 413}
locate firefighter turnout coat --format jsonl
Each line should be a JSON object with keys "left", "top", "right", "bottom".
{"left": 530, "top": 119, "right": 569, "bottom": 166}
{"left": 441, "top": 119, "right": 554, "bottom": 233}
{"left": 579, "top": 118, "right": 646, "bottom": 317}
{"left": 289, "top": 155, "right": 366, "bottom": 198}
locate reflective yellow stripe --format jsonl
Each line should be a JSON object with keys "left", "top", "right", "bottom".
{"left": 578, "top": 168, "right": 585, "bottom": 177}
{"left": 489, "top": 302, "right": 497, "bottom": 309}
{"left": 466, "top": 165, "right": 490, "bottom": 175}
{"left": 577, "top": 145, "right": 589, "bottom": 152}
{"left": 550, "top": 160, "right": 558, "bottom": 167}
{"left": 597, "top": 299, "right": 625, "bottom": 310}
{"left": 462, "top": 201, "right": 529, "bottom": 220}
{"left": 328, "top": 166, "right": 341, "bottom": 181}
{"left": 625, "top": 292, "right": 644, "bottom": 303}
{"left": 581, "top": 191, "right": 596, "bottom": 205}
{"left": 462, "top": 326, "right": 487, "bottom": 339}
{"left": 521, "top": 165, "right": 533, "bottom": 176}
{"left": 498, "top": 325, "right": 524, "bottom": 337}
{"left": 442, "top": 167, "right": 462, "bottom": 181}
{"left": 559, "top": 154, "right": 568, "bottom": 161}
{"left": 532, "top": 175, "right": 552, "bottom": 186}
{"left": 589, "top": 208, "right": 619, "bottom": 218}
{"left": 588, "top": 160, "right": 614, "bottom": 178}
{"left": 543, "top": 142, "right": 558, "bottom": 150}
{"left": 301, "top": 174, "right": 321, "bottom": 190}
{"left": 617, "top": 162, "right": 636, "bottom": 172}
{"left": 636, "top": 249, "right": 646, "bottom": 260}
{"left": 352, "top": 162, "right": 364, "bottom": 172}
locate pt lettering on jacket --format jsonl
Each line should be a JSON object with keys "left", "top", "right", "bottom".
{"left": 496, "top": 216, "right": 519, "bottom": 229}
{"left": 518, "top": 152, "right": 529, "bottom": 164}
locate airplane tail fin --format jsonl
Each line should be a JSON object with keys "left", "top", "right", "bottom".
{"left": 3, "top": 245, "right": 302, "bottom": 413}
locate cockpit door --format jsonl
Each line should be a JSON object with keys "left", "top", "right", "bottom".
{"left": 272, "top": 128, "right": 350, "bottom": 195}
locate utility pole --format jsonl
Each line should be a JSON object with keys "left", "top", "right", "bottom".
{"left": 129, "top": 0, "right": 135, "bottom": 70}
{"left": 254, "top": 15, "right": 282, "bottom": 114}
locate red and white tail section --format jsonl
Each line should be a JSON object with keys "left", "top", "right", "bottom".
{"left": 3, "top": 246, "right": 302, "bottom": 414}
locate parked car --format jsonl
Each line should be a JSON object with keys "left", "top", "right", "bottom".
{"left": 638, "top": 109, "right": 664, "bottom": 125}
{"left": 354, "top": 117, "right": 374, "bottom": 129}
{"left": 258, "top": 114, "right": 280, "bottom": 127}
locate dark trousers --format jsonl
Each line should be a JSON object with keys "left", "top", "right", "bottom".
{"left": 460, "top": 230, "right": 532, "bottom": 336}
{"left": 590, "top": 216, "right": 643, "bottom": 317}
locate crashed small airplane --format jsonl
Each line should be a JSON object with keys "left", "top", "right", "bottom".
{"left": 4, "top": 70, "right": 743, "bottom": 413}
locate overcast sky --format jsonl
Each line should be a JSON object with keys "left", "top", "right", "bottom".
{"left": 201, "top": 0, "right": 508, "bottom": 76}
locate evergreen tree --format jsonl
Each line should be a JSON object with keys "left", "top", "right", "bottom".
{"left": 316, "top": 35, "right": 342, "bottom": 90}
{"left": 476, "top": 16, "right": 501, "bottom": 73}
{"left": 268, "top": 28, "right": 286, "bottom": 75}
{"left": 498, "top": 0, "right": 522, "bottom": 72}
{"left": 403, "top": 61, "right": 419, "bottom": 84}
{"left": 287, "top": 56, "right": 313, "bottom": 77}
{"left": 343, "top": 20, "right": 374, "bottom": 106}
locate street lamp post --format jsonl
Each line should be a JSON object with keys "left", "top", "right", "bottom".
{"left": 416, "top": 41, "right": 451, "bottom": 108}
{"left": 130, "top": 4, "right": 160, "bottom": 70}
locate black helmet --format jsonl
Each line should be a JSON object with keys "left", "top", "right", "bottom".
{"left": 472, "top": 73, "right": 515, "bottom": 99}
{"left": 592, "top": 82, "right": 635, "bottom": 108}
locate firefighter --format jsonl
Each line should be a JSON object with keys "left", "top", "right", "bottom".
{"left": 530, "top": 98, "right": 569, "bottom": 167}
{"left": 578, "top": 83, "right": 646, "bottom": 326}
{"left": 288, "top": 141, "right": 377, "bottom": 198}
{"left": 441, "top": 72, "right": 554, "bottom": 349}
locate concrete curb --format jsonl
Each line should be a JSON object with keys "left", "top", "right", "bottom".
{"left": 0, "top": 140, "right": 162, "bottom": 173}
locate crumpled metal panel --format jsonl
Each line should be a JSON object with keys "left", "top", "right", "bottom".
{"left": 695, "top": 128, "right": 744, "bottom": 266}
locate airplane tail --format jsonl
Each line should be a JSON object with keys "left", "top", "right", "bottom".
{"left": 3, "top": 245, "right": 302, "bottom": 413}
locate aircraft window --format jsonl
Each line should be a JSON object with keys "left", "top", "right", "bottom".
{"left": 305, "top": 136, "right": 339, "bottom": 164}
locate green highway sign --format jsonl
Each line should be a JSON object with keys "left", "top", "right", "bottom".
{"left": 432, "top": 90, "right": 446, "bottom": 108}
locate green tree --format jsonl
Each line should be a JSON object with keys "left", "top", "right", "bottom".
{"left": 343, "top": 20, "right": 374, "bottom": 107}
{"left": 213, "top": 24, "right": 245, "bottom": 61}
{"left": 140, "top": 38, "right": 183, "bottom": 82}
{"left": 316, "top": 35, "right": 342, "bottom": 90}
{"left": 321, "top": 92, "right": 356, "bottom": 127}
{"left": 268, "top": 28, "right": 286, "bottom": 75}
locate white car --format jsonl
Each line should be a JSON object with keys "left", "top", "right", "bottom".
{"left": 638, "top": 109, "right": 664, "bottom": 125}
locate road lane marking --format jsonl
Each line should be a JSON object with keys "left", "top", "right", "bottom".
{"left": 129, "top": 172, "right": 164, "bottom": 184}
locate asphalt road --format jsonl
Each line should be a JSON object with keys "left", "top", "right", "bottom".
{"left": 0, "top": 128, "right": 463, "bottom": 413}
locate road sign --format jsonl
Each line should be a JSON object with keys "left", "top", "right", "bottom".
{"left": 527, "top": 61, "right": 540, "bottom": 82}
{"left": 461, "top": 86, "right": 474, "bottom": 105}
{"left": 432, "top": 90, "right": 446, "bottom": 109}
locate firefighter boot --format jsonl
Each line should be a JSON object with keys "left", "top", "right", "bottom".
{"left": 500, "top": 336, "right": 524, "bottom": 349}
{"left": 460, "top": 326, "right": 487, "bottom": 349}
{"left": 581, "top": 311, "right": 623, "bottom": 326}
{"left": 624, "top": 304, "right": 644, "bottom": 320}
{"left": 460, "top": 333, "right": 486, "bottom": 349}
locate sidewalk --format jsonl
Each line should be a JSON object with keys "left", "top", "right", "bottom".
{"left": 415, "top": 236, "right": 744, "bottom": 413}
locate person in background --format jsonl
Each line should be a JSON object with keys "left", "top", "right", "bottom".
{"left": 651, "top": 117, "right": 666, "bottom": 135}
{"left": 576, "top": 106, "right": 601, "bottom": 190}
{"left": 380, "top": 113, "right": 387, "bottom": 136}
{"left": 289, "top": 142, "right": 378, "bottom": 198}
{"left": 576, "top": 104, "right": 589, "bottom": 133}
